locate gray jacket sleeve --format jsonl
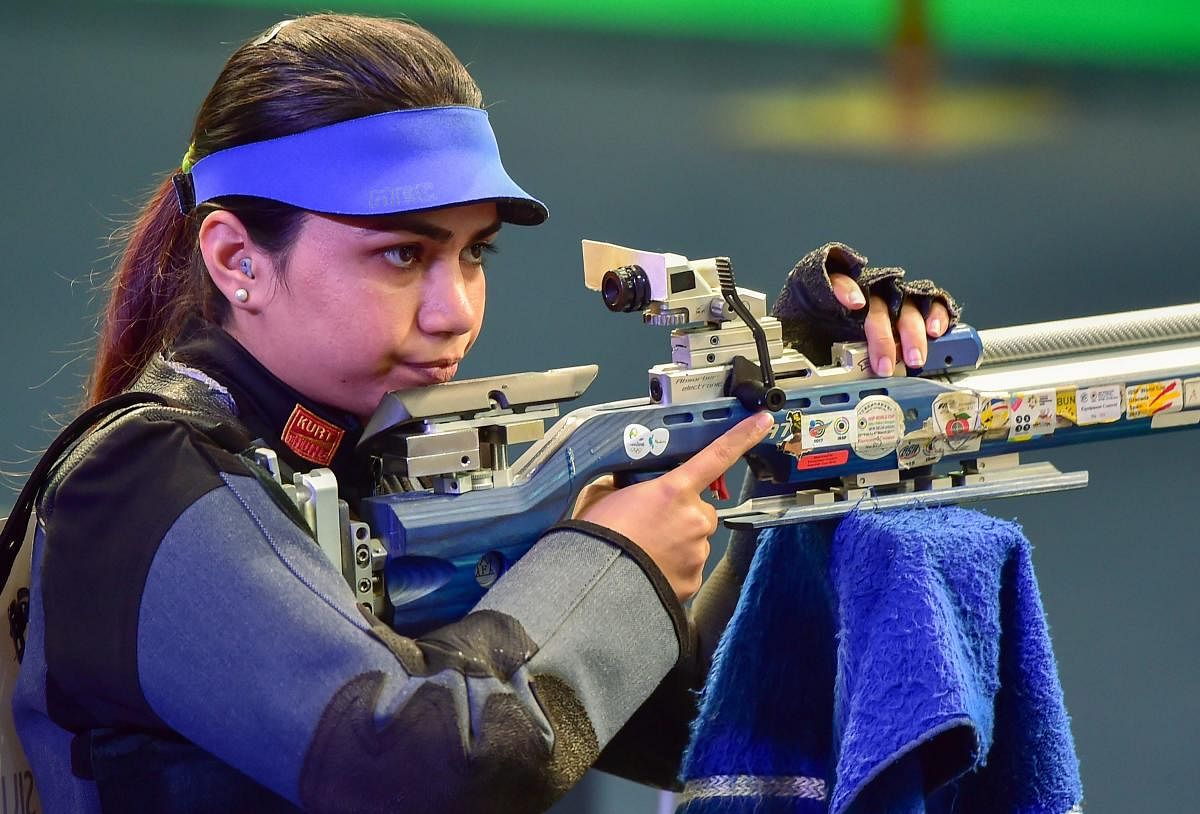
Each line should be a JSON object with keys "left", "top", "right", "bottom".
{"left": 135, "top": 472, "right": 686, "bottom": 813}
{"left": 591, "top": 474, "right": 759, "bottom": 789}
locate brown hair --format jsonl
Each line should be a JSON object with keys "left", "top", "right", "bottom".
{"left": 88, "top": 14, "right": 483, "bottom": 405}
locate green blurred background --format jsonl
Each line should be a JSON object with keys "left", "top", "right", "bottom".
{"left": 154, "top": 0, "right": 1200, "bottom": 66}
{"left": 2, "top": 1, "right": 1198, "bottom": 810}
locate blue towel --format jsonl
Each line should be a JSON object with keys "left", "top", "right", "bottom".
{"left": 678, "top": 507, "right": 1082, "bottom": 814}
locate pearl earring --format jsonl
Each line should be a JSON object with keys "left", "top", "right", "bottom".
{"left": 235, "top": 288, "right": 250, "bottom": 303}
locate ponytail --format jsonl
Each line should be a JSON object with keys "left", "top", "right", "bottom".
{"left": 88, "top": 176, "right": 199, "bottom": 406}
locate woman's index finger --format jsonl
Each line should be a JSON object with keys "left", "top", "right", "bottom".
{"left": 668, "top": 412, "right": 775, "bottom": 494}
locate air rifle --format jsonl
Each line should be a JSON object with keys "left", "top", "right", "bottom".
{"left": 276, "top": 240, "right": 1200, "bottom": 634}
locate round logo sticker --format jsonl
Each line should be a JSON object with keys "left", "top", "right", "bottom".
{"left": 623, "top": 424, "right": 670, "bottom": 460}
{"left": 852, "top": 395, "right": 905, "bottom": 460}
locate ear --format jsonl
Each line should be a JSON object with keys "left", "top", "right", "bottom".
{"left": 198, "top": 210, "right": 272, "bottom": 313}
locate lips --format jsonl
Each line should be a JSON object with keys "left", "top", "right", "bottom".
{"left": 400, "top": 358, "right": 461, "bottom": 385}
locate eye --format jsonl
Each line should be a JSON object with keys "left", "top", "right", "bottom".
{"left": 383, "top": 244, "right": 421, "bottom": 269}
{"left": 461, "top": 241, "right": 499, "bottom": 267}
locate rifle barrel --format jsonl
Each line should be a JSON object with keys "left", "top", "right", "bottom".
{"left": 978, "top": 303, "right": 1200, "bottom": 366}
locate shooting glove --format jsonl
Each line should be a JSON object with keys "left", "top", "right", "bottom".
{"left": 773, "top": 242, "right": 961, "bottom": 364}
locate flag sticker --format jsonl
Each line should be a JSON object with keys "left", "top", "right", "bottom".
{"left": 979, "top": 393, "right": 1011, "bottom": 435}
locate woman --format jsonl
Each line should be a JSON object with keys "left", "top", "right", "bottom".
{"left": 10, "top": 14, "right": 952, "bottom": 813}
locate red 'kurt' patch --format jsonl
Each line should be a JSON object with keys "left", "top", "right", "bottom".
{"left": 281, "top": 405, "right": 345, "bottom": 466}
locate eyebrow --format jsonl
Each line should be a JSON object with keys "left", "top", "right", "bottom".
{"left": 356, "top": 215, "right": 503, "bottom": 243}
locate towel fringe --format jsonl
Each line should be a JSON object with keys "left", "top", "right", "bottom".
{"left": 680, "top": 774, "right": 827, "bottom": 804}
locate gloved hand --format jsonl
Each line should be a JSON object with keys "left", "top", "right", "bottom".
{"left": 773, "top": 242, "right": 961, "bottom": 376}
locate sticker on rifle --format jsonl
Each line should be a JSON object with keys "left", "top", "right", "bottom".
{"left": 623, "top": 424, "right": 670, "bottom": 460}
{"left": 797, "top": 449, "right": 850, "bottom": 470}
{"left": 1008, "top": 390, "right": 1056, "bottom": 441}
{"left": 799, "top": 410, "right": 856, "bottom": 451}
{"left": 931, "top": 391, "right": 984, "bottom": 453}
{"left": 1151, "top": 411, "right": 1200, "bottom": 430}
{"left": 897, "top": 429, "right": 943, "bottom": 469}
{"left": 932, "top": 391, "right": 979, "bottom": 436}
{"left": 979, "top": 393, "right": 1011, "bottom": 434}
{"left": 1076, "top": 384, "right": 1124, "bottom": 425}
{"left": 1127, "top": 379, "right": 1183, "bottom": 419}
{"left": 1185, "top": 378, "right": 1200, "bottom": 409}
{"left": 853, "top": 396, "right": 905, "bottom": 460}
{"left": 1055, "top": 389, "right": 1077, "bottom": 426}
{"left": 946, "top": 431, "right": 983, "bottom": 455}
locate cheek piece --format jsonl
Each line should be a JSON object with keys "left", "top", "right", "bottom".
{"left": 171, "top": 106, "right": 548, "bottom": 226}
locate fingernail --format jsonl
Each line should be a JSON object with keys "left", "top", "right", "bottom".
{"left": 848, "top": 290, "right": 866, "bottom": 308}
{"left": 905, "top": 348, "right": 924, "bottom": 369}
{"left": 754, "top": 412, "right": 775, "bottom": 432}
{"left": 875, "top": 356, "right": 894, "bottom": 377}
{"left": 929, "top": 317, "right": 943, "bottom": 335}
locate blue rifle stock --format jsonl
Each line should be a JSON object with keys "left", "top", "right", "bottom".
{"left": 348, "top": 242, "right": 1200, "bottom": 634}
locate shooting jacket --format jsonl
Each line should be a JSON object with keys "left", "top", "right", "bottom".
{"left": 12, "top": 319, "right": 699, "bottom": 813}
{"left": 12, "top": 242, "right": 951, "bottom": 812}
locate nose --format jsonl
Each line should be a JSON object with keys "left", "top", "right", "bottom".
{"left": 417, "top": 258, "right": 480, "bottom": 338}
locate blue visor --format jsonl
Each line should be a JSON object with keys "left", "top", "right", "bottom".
{"left": 186, "top": 106, "right": 547, "bottom": 225}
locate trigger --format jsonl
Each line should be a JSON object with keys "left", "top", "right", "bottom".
{"left": 709, "top": 474, "right": 729, "bottom": 501}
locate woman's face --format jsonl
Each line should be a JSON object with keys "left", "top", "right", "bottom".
{"left": 228, "top": 202, "right": 499, "bottom": 420}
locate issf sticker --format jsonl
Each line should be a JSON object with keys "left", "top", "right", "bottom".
{"left": 1126, "top": 379, "right": 1183, "bottom": 419}
{"left": 623, "top": 424, "right": 670, "bottom": 460}
{"left": 853, "top": 395, "right": 905, "bottom": 460}
{"left": 1076, "top": 384, "right": 1123, "bottom": 425}
{"left": 1008, "top": 389, "right": 1056, "bottom": 441}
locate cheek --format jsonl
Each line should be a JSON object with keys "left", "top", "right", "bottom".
{"left": 472, "top": 274, "right": 487, "bottom": 327}
{"left": 465, "top": 274, "right": 487, "bottom": 348}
